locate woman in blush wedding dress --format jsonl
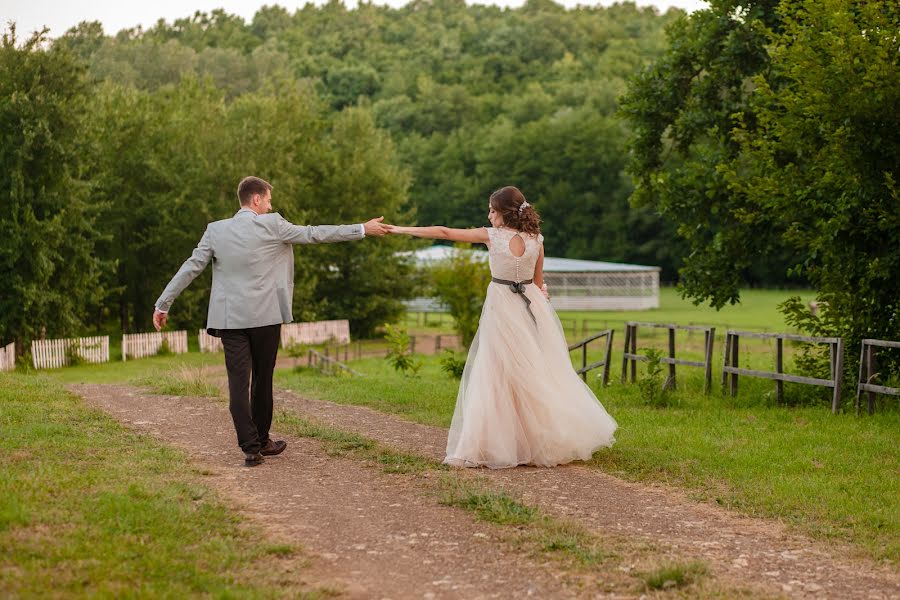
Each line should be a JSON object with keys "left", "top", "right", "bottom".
{"left": 387, "top": 186, "right": 617, "bottom": 468}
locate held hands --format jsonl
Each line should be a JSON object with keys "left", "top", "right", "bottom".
{"left": 152, "top": 309, "right": 168, "bottom": 332}
{"left": 364, "top": 216, "right": 391, "bottom": 237}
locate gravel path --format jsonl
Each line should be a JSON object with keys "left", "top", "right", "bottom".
{"left": 273, "top": 388, "right": 900, "bottom": 600}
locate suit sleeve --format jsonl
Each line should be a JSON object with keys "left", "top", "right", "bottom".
{"left": 154, "top": 226, "right": 213, "bottom": 312}
{"left": 277, "top": 214, "right": 365, "bottom": 245}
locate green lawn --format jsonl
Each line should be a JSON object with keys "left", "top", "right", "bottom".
{"left": 276, "top": 357, "right": 899, "bottom": 563}
{"left": 0, "top": 373, "right": 322, "bottom": 597}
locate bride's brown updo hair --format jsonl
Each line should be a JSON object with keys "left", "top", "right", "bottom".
{"left": 489, "top": 186, "right": 541, "bottom": 236}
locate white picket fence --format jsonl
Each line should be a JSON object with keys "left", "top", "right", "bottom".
{"left": 0, "top": 341, "right": 15, "bottom": 372}
{"left": 122, "top": 330, "right": 188, "bottom": 361}
{"left": 198, "top": 329, "right": 223, "bottom": 353}
{"left": 31, "top": 336, "right": 110, "bottom": 369}
{"left": 281, "top": 320, "right": 351, "bottom": 348}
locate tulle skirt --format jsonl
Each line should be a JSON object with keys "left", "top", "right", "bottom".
{"left": 445, "top": 282, "right": 617, "bottom": 468}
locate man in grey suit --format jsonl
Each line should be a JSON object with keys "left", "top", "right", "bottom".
{"left": 153, "top": 176, "right": 390, "bottom": 466}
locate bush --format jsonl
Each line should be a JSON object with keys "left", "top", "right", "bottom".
{"left": 384, "top": 324, "right": 422, "bottom": 377}
{"left": 430, "top": 244, "right": 492, "bottom": 349}
{"left": 440, "top": 349, "right": 467, "bottom": 379}
{"left": 638, "top": 348, "right": 671, "bottom": 408}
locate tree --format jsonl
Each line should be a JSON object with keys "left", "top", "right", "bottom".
{"left": 430, "top": 245, "right": 492, "bottom": 348}
{"left": 623, "top": 0, "right": 900, "bottom": 384}
{"left": 0, "top": 26, "right": 109, "bottom": 353}
{"left": 728, "top": 0, "right": 900, "bottom": 355}
{"left": 620, "top": 0, "right": 791, "bottom": 307}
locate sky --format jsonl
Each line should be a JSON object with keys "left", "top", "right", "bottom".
{"left": 2, "top": 0, "right": 709, "bottom": 39}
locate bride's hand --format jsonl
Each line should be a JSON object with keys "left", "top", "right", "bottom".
{"left": 540, "top": 284, "right": 550, "bottom": 301}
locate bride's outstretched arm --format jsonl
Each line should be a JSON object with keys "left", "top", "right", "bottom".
{"left": 386, "top": 225, "right": 489, "bottom": 244}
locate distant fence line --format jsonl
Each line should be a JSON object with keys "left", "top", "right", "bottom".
{"left": 281, "top": 320, "right": 350, "bottom": 348}
{"left": 31, "top": 336, "right": 110, "bottom": 369}
{"left": 0, "top": 342, "right": 15, "bottom": 372}
{"left": 198, "top": 329, "right": 223, "bottom": 353}
{"left": 856, "top": 339, "right": 900, "bottom": 414}
{"left": 122, "top": 331, "right": 188, "bottom": 361}
{"left": 723, "top": 330, "right": 844, "bottom": 413}
{"left": 621, "top": 322, "right": 716, "bottom": 393}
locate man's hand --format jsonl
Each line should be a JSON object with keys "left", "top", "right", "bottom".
{"left": 153, "top": 309, "right": 168, "bottom": 332}
{"left": 363, "top": 216, "right": 391, "bottom": 237}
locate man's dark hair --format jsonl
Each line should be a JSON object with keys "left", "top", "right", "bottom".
{"left": 237, "top": 176, "right": 273, "bottom": 206}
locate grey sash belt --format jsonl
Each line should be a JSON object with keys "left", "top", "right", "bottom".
{"left": 491, "top": 277, "right": 536, "bottom": 324}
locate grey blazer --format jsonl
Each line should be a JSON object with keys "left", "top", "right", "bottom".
{"left": 155, "top": 208, "right": 364, "bottom": 330}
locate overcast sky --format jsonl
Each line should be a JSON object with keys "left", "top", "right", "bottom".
{"left": 2, "top": 0, "right": 709, "bottom": 39}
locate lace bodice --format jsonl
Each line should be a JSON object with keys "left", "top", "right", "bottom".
{"left": 486, "top": 227, "right": 544, "bottom": 282}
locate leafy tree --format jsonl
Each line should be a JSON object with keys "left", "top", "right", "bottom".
{"left": 0, "top": 27, "right": 109, "bottom": 352}
{"left": 430, "top": 244, "right": 492, "bottom": 348}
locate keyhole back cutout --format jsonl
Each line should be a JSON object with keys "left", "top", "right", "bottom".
{"left": 508, "top": 233, "right": 526, "bottom": 258}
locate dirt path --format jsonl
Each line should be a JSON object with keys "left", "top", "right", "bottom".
{"left": 272, "top": 388, "right": 900, "bottom": 600}
{"left": 69, "top": 384, "right": 653, "bottom": 599}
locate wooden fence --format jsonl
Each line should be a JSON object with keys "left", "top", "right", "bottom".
{"left": 722, "top": 330, "right": 844, "bottom": 412}
{"left": 198, "top": 329, "right": 223, "bottom": 353}
{"left": 0, "top": 341, "right": 15, "bottom": 372}
{"left": 622, "top": 322, "right": 716, "bottom": 393}
{"left": 568, "top": 330, "right": 614, "bottom": 386}
{"left": 856, "top": 339, "right": 900, "bottom": 414}
{"left": 122, "top": 331, "right": 188, "bottom": 361}
{"left": 31, "top": 336, "right": 110, "bottom": 369}
{"left": 281, "top": 320, "right": 350, "bottom": 348}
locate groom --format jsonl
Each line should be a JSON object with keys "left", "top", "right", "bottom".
{"left": 153, "top": 176, "right": 390, "bottom": 466}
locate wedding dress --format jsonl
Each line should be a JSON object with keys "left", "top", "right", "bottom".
{"left": 445, "top": 227, "right": 617, "bottom": 468}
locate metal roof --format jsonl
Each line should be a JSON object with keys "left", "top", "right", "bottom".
{"left": 405, "top": 245, "right": 660, "bottom": 273}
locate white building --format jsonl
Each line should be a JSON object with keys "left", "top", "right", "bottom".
{"left": 405, "top": 245, "right": 660, "bottom": 312}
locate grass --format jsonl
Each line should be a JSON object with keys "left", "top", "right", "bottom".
{"left": 0, "top": 373, "right": 326, "bottom": 598}
{"left": 276, "top": 350, "right": 900, "bottom": 563}
{"left": 135, "top": 365, "right": 223, "bottom": 398}
{"left": 639, "top": 562, "right": 709, "bottom": 591}
{"left": 274, "top": 412, "right": 443, "bottom": 474}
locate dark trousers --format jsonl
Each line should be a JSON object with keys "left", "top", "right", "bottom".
{"left": 218, "top": 324, "right": 281, "bottom": 454}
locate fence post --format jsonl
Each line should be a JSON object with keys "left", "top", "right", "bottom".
{"left": 664, "top": 326, "right": 676, "bottom": 390}
{"left": 620, "top": 325, "right": 631, "bottom": 384}
{"left": 730, "top": 334, "right": 740, "bottom": 397}
{"left": 832, "top": 338, "right": 844, "bottom": 414}
{"left": 855, "top": 341, "right": 867, "bottom": 414}
{"left": 581, "top": 343, "right": 588, "bottom": 382}
{"left": 602, "top": 330, "right": 614, "bottom": 387}
{"left": 703, "top": 328, "right": 715, "bottom": 394}
{"left": 776, "top": 337, "right": 784, "bottom": 404}
{"left": 722, "top": 332, "right": 731, "bottom": 389}
{"left": 630, "top": 325, "right": 638, "bottom": 383}
{"left": 866, "top": 344, "right": 877, "bottom": 414}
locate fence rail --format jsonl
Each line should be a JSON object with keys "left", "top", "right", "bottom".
{"left": 31, "top": 336, "right": 110, "bottom": 369}
{"left": 0, "top": 341, "right": 15, "bottom": 372}
{"left": 622, "top": 322, "right": 716, "bottom": 393}
{"left": 307, "top": 348, "right": 363, "bottom": 376}
{"left": 281, "top": 320, "right": 350, "bottom": 348}
{"left": 122, "top": 330, "right": 188, "bottom": 361}
{"left": 198, "top": 329, "right": 223, "bottom": 353}
{"left": 723, "top": 330, "right": 844, "bottom": 412}
{"left": 856, "top": 339, "right": 900, "bottom": 414}
{"left": 568, "top": 330, "right": 614, "bottom": 386}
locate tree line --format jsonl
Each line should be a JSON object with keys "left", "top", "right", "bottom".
{"left": 3, "top": 0, "right": 897, "bottom": 380}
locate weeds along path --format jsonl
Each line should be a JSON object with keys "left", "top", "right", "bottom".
{"left": 273, "top": 387, "right": 900, "bottom": 600}
{"left": 70, "top": 383, "right": 767, "bottom": 599}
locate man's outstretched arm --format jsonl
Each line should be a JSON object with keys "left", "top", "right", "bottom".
{"left": 152, "top": 227, "right": 213, "bottom": 330}
{"left": 278, "top": 215, "right": 390, "bottom": 244}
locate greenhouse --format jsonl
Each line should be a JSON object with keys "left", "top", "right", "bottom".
{"left": 406, "top": 245, "right": 660, "bottom": 312}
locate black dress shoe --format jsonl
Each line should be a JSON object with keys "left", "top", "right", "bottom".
{"left": 260, "top": 440, "right": 287, "bottom": 456}
{"left": 244, "top": 452, "right": 264, "bottom": 467}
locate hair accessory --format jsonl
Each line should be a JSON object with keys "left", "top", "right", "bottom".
{"left": 518, "top": 200, "right": 530, "bottom": 215}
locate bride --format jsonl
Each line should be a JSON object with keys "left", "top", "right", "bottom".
{"left": 387, "top": 186, "right": 617, "bottom": 468}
